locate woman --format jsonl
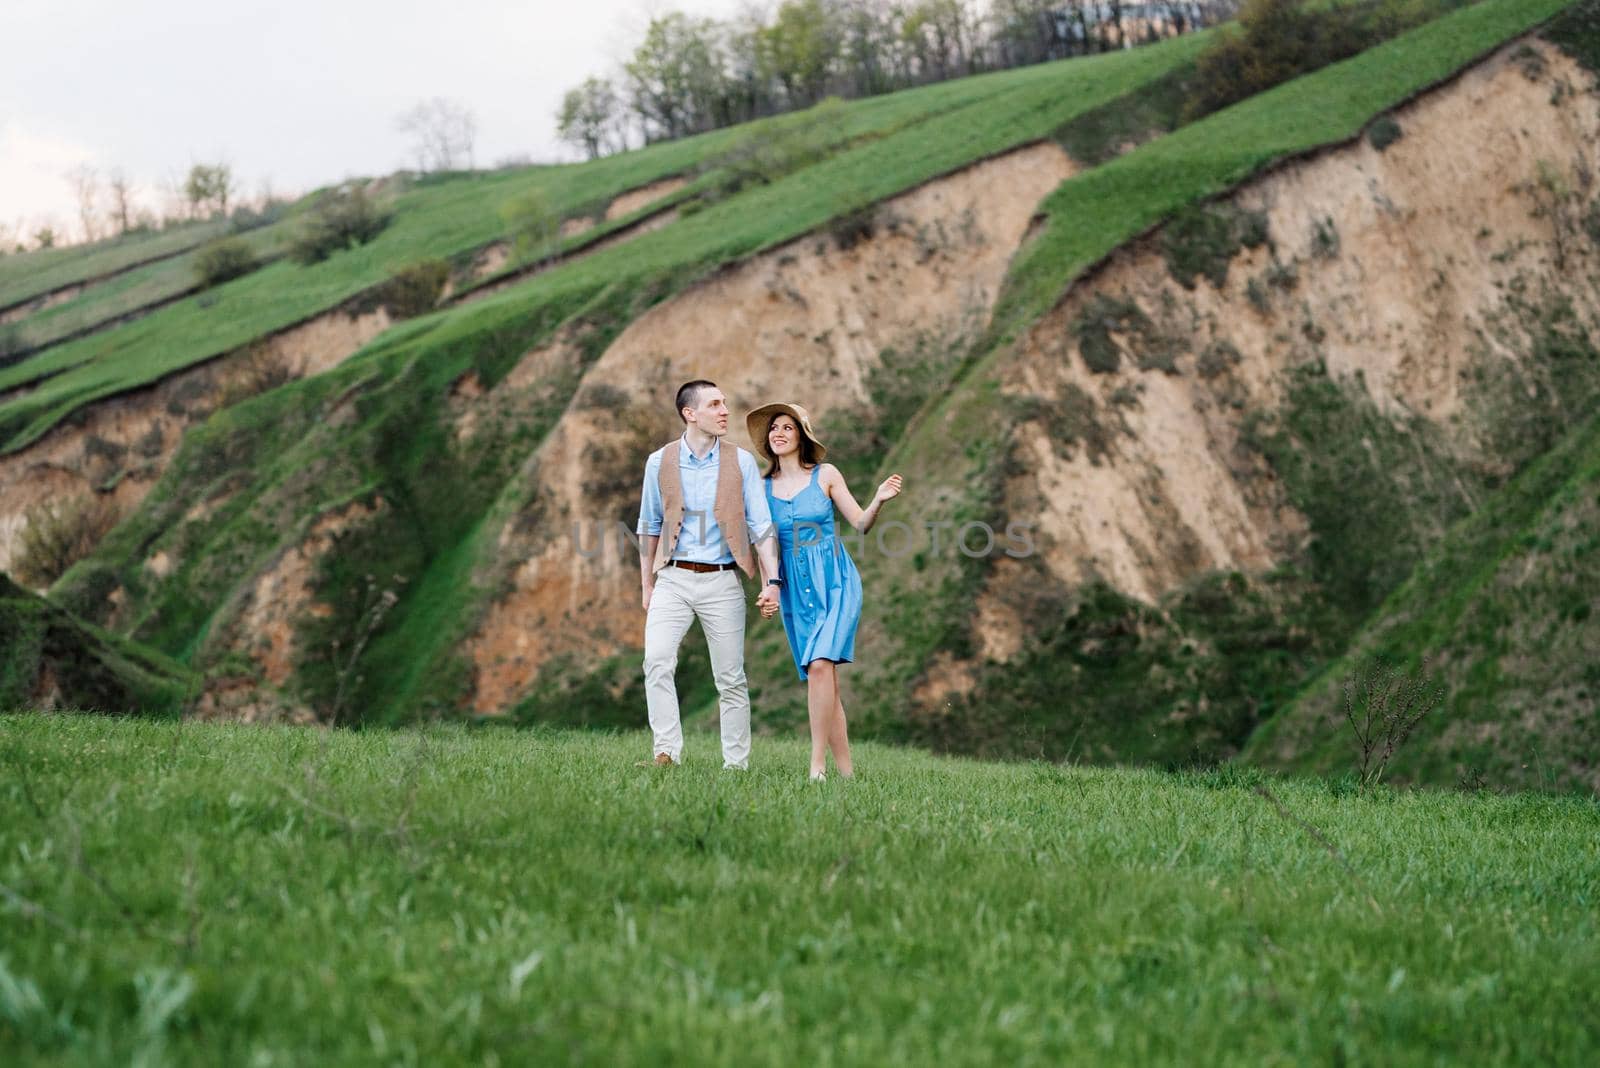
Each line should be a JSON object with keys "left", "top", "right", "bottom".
{"left": 746, "top": 402, "right": 903, "bottom": 782}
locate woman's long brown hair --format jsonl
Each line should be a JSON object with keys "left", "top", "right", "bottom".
{"left": 761, "top": 413, "right": 820, "bottom": 479}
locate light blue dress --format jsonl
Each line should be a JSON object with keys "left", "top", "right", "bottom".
{"left": 765, "top": 465, "right": 864, "bottom": 681}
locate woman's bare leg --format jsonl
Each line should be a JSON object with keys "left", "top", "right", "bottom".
{"left": 806, "top": 660, "right": 836, "bottom": 777}
{"left": 828, "top": 686, "right": 853, "bottom": 777}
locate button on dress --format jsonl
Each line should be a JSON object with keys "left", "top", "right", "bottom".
{"left": 765, "top": 464, "right": 864, "bottom": 680}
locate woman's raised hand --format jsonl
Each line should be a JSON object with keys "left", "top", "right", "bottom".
{"left": 875, "top": 474, "right": 904, "bottom": 503}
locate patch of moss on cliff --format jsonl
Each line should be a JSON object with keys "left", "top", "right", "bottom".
{"left": 1071, "top": 295, "right": 1148, "bottom": 374}
{"left": 1161, "top": 203, "right": 1269, "bottom": 290}
{"left": 1067, "top": 292, "right": 1191, "bottom": 377}
{"left": 893, "top": 568, "right": 1331, "bottom": 767}
{"left": 1470, "top": 292, "right": 1600, "bottom": 480}
{"left": 1242, "top": 361, "right": 1482, "bottom": 630}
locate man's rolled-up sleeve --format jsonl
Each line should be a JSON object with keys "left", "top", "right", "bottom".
{"left": 740, "top": 450, "right": 774, "bottom": 545}
{"left": 637, "top": 452, "right": 663, "bottom": 536}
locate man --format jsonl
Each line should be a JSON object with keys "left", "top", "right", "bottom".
{"left": 636, "top": 380, "right": 782, "bottom": 769}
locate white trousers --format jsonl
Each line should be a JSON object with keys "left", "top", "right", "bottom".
{"left": 643, "top": 566, "right": 751, "bottom": 768}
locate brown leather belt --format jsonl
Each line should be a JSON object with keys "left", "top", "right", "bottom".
{"left": 669, "top": 560, "right": 739, "bottom": 573}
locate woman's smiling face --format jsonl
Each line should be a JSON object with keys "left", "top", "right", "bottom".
{"left": 768, "top": 414, "right": 800, "bottom": 458}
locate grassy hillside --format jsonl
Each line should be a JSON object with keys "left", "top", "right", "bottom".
{"left": 0, "top": 31, "right": 1211, "bottom": 454}
{"left": 81, "top": 2, "right": 1542, "bottom": 735}
{"left": 844, "top": 0, "right": 1594, "bottom": 774}
{"left": 1244, "top": 410, "right": 1600, "bottom": 791}
{"left": 0, "top": 717, "right": 1596, "bottom": 1065}
{"left": 0, "top": 163, "right": 686, "bottom": 450}
{"left": 6, "top": 0, "right": 1595, "bottom": 798}
{"left": 43, "top": 29, "right": 1217, "bottom": 714}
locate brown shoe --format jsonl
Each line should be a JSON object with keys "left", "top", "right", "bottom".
{"left": 635, "top": 752, "right": 677, "bottom": 768}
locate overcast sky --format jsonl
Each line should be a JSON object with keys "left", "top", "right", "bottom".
{"left": 1, "top": 0, "right": 751, "bottom": 241}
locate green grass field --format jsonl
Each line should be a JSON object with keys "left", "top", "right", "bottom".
{"left": 1, "top": 715, "right": 1596, "bottom": 1065}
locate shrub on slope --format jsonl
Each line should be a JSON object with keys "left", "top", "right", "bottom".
{"left": 0, "top": 573, "right": 192, "bottom": 715}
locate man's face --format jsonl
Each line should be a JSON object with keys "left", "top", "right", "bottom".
{"left": 685, "top": 387, "right": 730, "bottom": 436}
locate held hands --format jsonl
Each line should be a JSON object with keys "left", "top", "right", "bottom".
{"left": 875, "top": 473, "right": 904, "bottom": 504}
{"left": 650, "top": 581, "right": 776, "bottom": 618}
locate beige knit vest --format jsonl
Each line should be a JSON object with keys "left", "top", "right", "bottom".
{"left": 652, "top": 439, "right": 755, "bottom": 577}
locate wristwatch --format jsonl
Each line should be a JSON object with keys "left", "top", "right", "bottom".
{"left": 767, "top": 578, "right": 783, "bottom": 587}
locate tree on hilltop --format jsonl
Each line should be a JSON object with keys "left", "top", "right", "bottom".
{"left": 397, "top": 98, "right": 478, "bottom": 173}
{"left": 65, "top": 164, "right": 102, "bottom": 243}
{"left": 625, "top": 12, "right": 725, "bottom": 142}
{"left": 184, "top": 162, "right": 236, "bottom": 219}
{"left": 760, "top": 0, "right": 842, "bottom": 107}
{"left": 107, "top": 168, "right": 136, "bottom": 235}
{"left": 557, "top": 77, "right": 623, "bottom": 161}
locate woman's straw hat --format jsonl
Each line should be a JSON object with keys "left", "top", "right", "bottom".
{"left": 745, "top": 401, "right": 827, "bottom": 464}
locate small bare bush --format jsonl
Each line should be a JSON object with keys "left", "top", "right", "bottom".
{"left": 14, "top": 494, "right": 121, "bottom": 588}
{"left": 1520, "top": 159, "right": 1583, "bottom": 270}
{"left": 1342, "top": 656, "right": 1446, "bottom": 792}
{"left": 828, "top": 206, "right": 877, "bottom": 250}
{"left": 328, "top": 573, "right": 406, "bottom": 726}
{"left": 1511, "top": 42, "right": 1549, "bottom": 81}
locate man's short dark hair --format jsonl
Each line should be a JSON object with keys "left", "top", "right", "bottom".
{"left": 675, "top": 379, "right": 718, "bottom": 423}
